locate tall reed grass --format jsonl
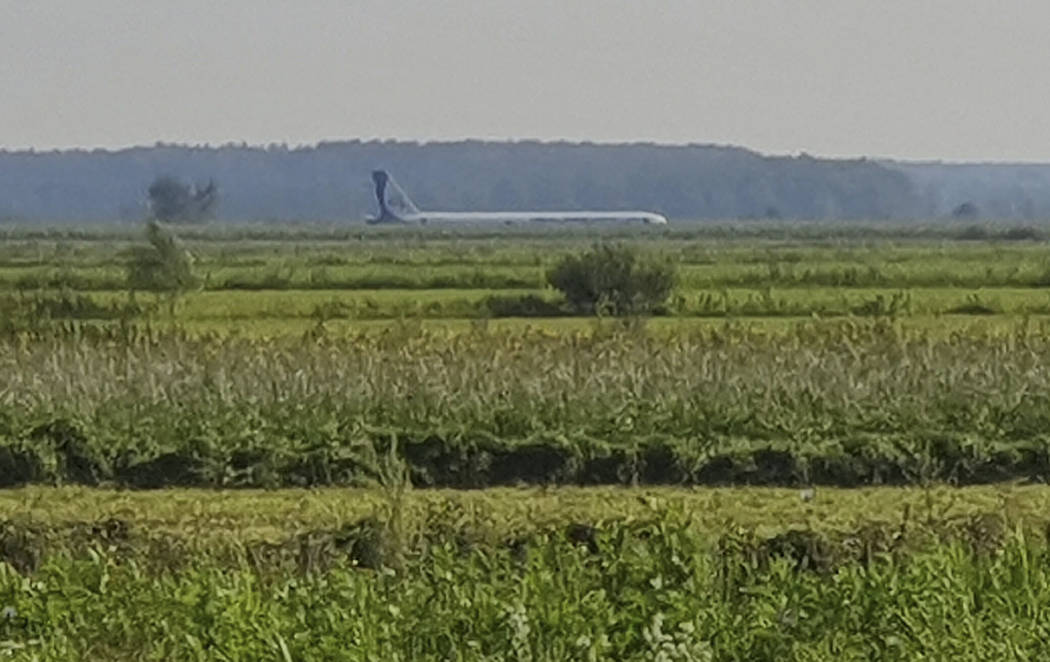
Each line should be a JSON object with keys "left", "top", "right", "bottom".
{"left": 2, "top": 319, "right": 1049, "bottom": 487}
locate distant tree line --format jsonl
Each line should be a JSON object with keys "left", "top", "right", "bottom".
{"left": 1, "top": 140, "right": 1049, "bottom": 223}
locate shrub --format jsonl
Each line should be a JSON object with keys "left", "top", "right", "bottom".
{"left": 125, "top": 221, "right": 199, "bottom": 296}
{"left": 546, "top": 244, "right": 676, "bottom": 315}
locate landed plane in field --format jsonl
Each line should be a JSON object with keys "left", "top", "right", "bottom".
{"left": 367, "top": 170, "right": 668, "bottom": 225}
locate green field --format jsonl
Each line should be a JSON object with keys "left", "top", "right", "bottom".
{"left": 4, "top": 222, "right": 1050, "bottom": 659}
{"left": 7, "top": 224, "right": 1050, "bottom": 338}
{"left": 5, "top": 485, "right": 1050, "bottom": 659}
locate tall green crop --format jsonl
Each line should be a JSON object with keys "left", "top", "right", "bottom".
{"left": 3, "top": 514, "right": 1050, "bottom": 660}
{"left": 0, "top": 319, "right": 1049, "bottom": 487}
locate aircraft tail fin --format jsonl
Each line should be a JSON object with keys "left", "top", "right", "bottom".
{"left": 370, "top": 170, "right": 420, "bottom": 223}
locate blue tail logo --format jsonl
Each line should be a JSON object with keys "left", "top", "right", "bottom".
{"left": 370, "top": 170, "right": 420, "bottom": 223}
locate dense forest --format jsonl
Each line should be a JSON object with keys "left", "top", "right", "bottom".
{"left": 0, "top": 140, "right": 1044, "bottom": 223}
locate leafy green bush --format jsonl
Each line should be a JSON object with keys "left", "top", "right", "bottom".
{"left": 546, "top": 243, "right": 676, "bottom": 315}
{"left": 124, "top": 222, "right": 199, "bottom": 313}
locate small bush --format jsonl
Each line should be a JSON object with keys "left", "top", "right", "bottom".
{"left": 546, "top": 244, "right": 676, "bottom": 315}
{"left": 125, "top": 221, "right": 199, "bottom": 306}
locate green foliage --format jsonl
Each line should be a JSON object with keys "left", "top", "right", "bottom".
{"left": 6, "top": 223, "right": 1050, "bottom": 658}
{"left": 1, "top": 320, "right": 1050, "bottom": 488}
{"left": 3, "top": 229, "right": 1050, "bottom": 490}
{"left": 124, "top": 221, "right": 199, "bottom": 296}
{"left": 1, "top": 506, "right": 1049, "bottom": 660}
{"left": 5, "top": 229, "right": 1050, "bottom": 297}
{"left": 0, "top": 293, "right": 142, "bottom": 336}
{"left": 547, "top": 243, "right": 676, "bottom": 315}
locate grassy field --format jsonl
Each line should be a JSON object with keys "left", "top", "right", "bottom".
{"left": 5, "top": 320, "right": 1050, "bottom": 488}
{"left": 3, "top": 484, "right": 1044, "bottom": 545}
{"left": 4, "top": 222, "right": 1050, "bottom": 659}
{"left": 3, "top": 243, "right": 1050, "bottom": 290}
{"left": 4, "top": 485, "right": 1050, "bottom": 659}
{"left": 4, "top": 224, "right": 1050, "bottom": 487}
{"left": 8, "top": 230, "right": 1050, "bottom": 337}
{"left": 21, "top": 285, "right": 1050, "bottom": 319}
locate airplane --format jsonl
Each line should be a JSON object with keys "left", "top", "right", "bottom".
{"left": 367, "top": 170, "right": 668, "bottom": 225}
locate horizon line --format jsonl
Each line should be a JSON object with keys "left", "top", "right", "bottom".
{"left": 1, "top": 138, "right": 1049, "bottom": 167}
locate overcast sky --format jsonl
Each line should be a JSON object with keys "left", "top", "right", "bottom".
{"left": 2, "top": 0, "right": 1048, "bottom": 161}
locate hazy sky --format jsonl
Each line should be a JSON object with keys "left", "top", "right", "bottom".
{"left": 3, "top": 0, "right": 1049, "bottom": 161}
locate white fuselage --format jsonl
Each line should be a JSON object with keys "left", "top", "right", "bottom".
{"left": 399, "top": 211, "right": 668, "bottom": 225}
{"left": 368, "top": 169, "right": 669, "bottom": 225}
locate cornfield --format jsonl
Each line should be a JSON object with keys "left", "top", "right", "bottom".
{"left": 2, "top": 503, "right": 1049, "bottom": 660}
{"left": 3, "top": 225, "right": 1050, "bottom": 659}
{"left": 2, "top": 318, "right": 1049, "bottom": 487}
